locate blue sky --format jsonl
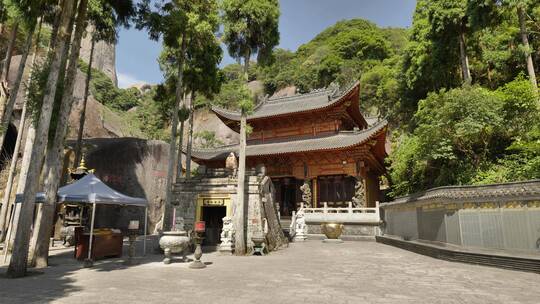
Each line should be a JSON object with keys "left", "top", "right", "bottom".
{"left": 116, "top": 0, "right": 417, "bottom": 88}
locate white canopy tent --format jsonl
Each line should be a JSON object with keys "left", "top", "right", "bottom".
{"left": 10, "top": 174, "right": 148, "bottom": 264}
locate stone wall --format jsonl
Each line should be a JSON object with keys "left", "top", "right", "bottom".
{"left": 172, "top": 169, "right": 287, "bottom": 253}
{"left": 381, "top": 180, "right": 540, "bottom": 253}
{"left": 307, "top": 223, "right": 380, "bottom": 236}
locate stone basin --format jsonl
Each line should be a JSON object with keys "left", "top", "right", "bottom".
{"left": 159, "top": 230, "right": 190, "bottom": 264}
{"left": 321, "top": 223, "right": 344, "bottom": 240}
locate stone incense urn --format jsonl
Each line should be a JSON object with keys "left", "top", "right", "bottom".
{"left": 159, "top": 230, "right": 190, "bottom": 264}
{"left": 321, "top": 223, "right": 344, "bottom": 243}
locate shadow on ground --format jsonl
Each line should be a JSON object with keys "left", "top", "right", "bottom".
{"left": 0, "top": 235, "right": 168, "bottom": 303}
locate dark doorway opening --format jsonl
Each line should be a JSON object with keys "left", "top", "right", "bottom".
{"left": 201, "top": 206, "right": 226, "bottom": 247}
{"left": 317, "top": 175, "right": 356, "bottom": 208}
{"left": 0, "top": 124, "right": 17, "bottom": 171}
{"left": 272, "top": 177, "right": 300, "bottom": 217}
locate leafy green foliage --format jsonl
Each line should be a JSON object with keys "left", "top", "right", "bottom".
{"left": 78, "top": 60, "right": 141, "bottom": 111}
{"left": 389, "top": 77, "right": 539, "bottom": 196}
{"left": 194, "top": 130, "right": 224, "bottom": 148}
{"left": 221, "top": 0, "right": 280, "bottom": 65}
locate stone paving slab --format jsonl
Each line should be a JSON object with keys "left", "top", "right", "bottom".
{"left": 1, "top": 241, "right": 539, "bottom": 304}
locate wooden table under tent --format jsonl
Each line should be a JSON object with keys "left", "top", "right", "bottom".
{"left": 8, "top": 174, "right": 148, "bottom": 265}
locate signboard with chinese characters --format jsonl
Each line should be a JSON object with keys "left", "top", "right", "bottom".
{"left": 196, "top": 194, "right": 232, "bottom": 223}
{"left": 202, "top": 198, "right": 225, "bottom": 206}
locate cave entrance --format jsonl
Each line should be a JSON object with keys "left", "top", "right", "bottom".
{"left": 0, "top": 124, "right": 17, "bottom": 171}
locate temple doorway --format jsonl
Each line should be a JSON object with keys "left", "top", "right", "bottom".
{"left": 272, "top": 177, "right": 300, "bottom": 217}
{"left": 201, "top": 206, "right": 226, "bottom": 246}
{"left": 317, "top": 175, "right": 356, "bottom": 208}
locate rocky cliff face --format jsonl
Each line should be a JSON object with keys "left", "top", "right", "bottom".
{"left": 80, "top": 30, "right": 117, "bottom": 86}
{"left": 6, "top": 34, "right": 134, "bottom": 140}
{"left": 187, "top": 108, "right": 239, "bottom": 146}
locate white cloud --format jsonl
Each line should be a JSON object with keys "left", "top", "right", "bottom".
{"left": 117, "top": 72, "right": 145, "bottom": 89}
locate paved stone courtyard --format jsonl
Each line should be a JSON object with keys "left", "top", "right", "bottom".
{"left": 1, "top": 240, "right": 539, "bottom": 304}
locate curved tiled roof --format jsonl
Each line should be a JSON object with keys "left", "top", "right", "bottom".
{"left": 212, "top": 81, "right": 360, "bottom": 122}
{"left": 190, "top": 119, "right": 387, "bottom": 161}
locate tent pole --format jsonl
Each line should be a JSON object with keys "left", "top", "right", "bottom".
{"left": 143, "top": 207, "right": 147, "bottom": 256}
{"left": 84, "top": 202, "right": 96, "bottom": 267}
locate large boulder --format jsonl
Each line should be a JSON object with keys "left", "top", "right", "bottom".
{"left": 68, "top": 138, "right": 170, "bottom": 233}
{"left": 187, "top": 108, "right": 239, "bottom": 146}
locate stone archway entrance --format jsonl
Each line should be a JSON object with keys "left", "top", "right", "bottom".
{"left": 0, "top": 123, "right": 18, "bottom": 171}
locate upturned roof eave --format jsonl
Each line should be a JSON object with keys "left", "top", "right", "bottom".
{"left": 211, "top": 81, "right": 362, "bottom": 125}
{"left": 191, "top": 119, "right": 387, "bottom": 162}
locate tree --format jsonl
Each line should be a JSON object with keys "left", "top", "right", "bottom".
{"left": 137, "top": 0, "right": 220, "bottom": 231}
{"left": 7, "top": 0, "right": 77, "bottom": 278}
{"left": 74, "top": 0, "right": 135, "bottom": 166}
{"left": 427, "top": 0, "right": 472, "bottom": 83}
{"left": 29, "top": 0, "right": 90, "bottom": 268}
{"left": 221, "top": 0, "right": 280, "bottom": 255}
{"left": 159, "top": 41, "right": 222, "bottom": 179}
{"left": 389, "top": 86, "right": 506, "bottom": 195}
{"left": 0, "top": 0, "right": 46, "bottom": 164}
{"left": 183, "top": 28, "right": 222, "bottom": 178}
{"left": 513, "top": 0, "right": 538, "bottom": 91}
{"left": 0, "top": 14, "right": 43, "bottom": 244}
{"left": 468, "top": 0, "right": 539, "bottom": 91}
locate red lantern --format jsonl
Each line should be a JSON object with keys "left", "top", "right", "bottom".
{"left": 195, "top": 221, "right": 206, "bottom": 233}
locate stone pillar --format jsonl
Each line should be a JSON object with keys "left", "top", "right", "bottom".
{"left": 313, "top": 177, "right": 318, "bottom": 208}
{"left": 247, "top": 176, "right": 264, "bottom": 254}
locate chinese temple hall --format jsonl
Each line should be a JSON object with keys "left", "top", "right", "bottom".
{"left": 191, "top": 82, "right": 388, "bottom": 218}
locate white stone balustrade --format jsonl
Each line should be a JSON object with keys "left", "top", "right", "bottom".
{"left": 302, "top": 201, "right": 381, "bottom": 224}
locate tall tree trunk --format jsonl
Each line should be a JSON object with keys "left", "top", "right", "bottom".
{"left": 0, "top": 98, "right": 27, "bottom": 243}
{"left": 74, "top": 36, "right": 95, "bottom": 167}
{"left": 0, "top": 20, "right": 39, "bottom": 158}
{"left": 459, "top": 29, "right": 472, "bottom": 84}
{"left": 518, "top": 5, "right": 538, "bottom": 91}
{"left": 176, "top": 94, "right": 188, "bottom": 179}
{"left": 163, "top": 34, "right": 186, "bottom": 231}
{"left": 234, "top": 52, "right": 250, "bottom": 255}
{"left": 7, "top": 0, "right": 76, "bottom": 278}
{"left": 48, "top": 0, "right": 64, "bottom": 52}
{"left": 1, "top": 15, "right": 46, "bottom": 246}
{"left": 185, "top": 92, "right": 194, "bottom": 179}
{"left": 0, "top": 18, "right": 42, "bottom": 241}
{"left": 1, "top": 22, "right": 19, "bottom": 81}
{"left": 176, "top": 119, "right": 185, "bottom": 179}
{"left": 30, "top": 0, "right": 88, "bottom": 268}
